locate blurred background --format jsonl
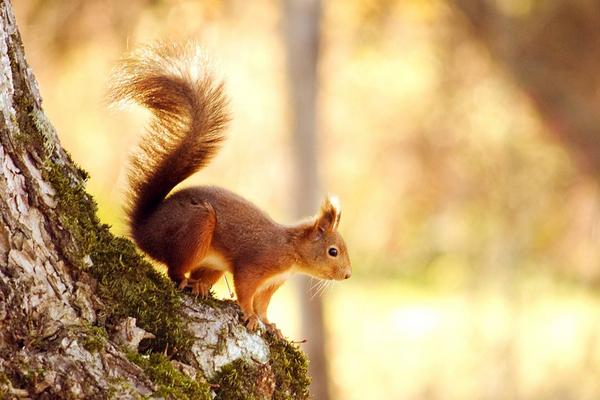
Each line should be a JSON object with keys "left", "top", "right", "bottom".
{"left": 13, "top": 0, "right": 600, "bottom": 399}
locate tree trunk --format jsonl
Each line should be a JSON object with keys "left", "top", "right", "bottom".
{"left": 281, "top": 1, "right": 329, "bottom": 400}
{"left": 0, "top": 1, "right": 309, "bottom": 398}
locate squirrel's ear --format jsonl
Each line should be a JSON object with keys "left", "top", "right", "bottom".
{"left": 314, "top": 196, "right": 341, "bottom": 234}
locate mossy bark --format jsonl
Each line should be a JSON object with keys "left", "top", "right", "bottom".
{"left": 0, "top": 1, "right": 310, "bottom": 399}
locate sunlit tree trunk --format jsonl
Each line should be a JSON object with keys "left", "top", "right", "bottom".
{"left": 281, "top": 0, "right": 330, "bottom": 399}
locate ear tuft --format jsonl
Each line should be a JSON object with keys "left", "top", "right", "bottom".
{"left": 314, "top": 195, "right": 342, "bottom": 234}
{"left": 328, "top": 195, "right": 341, "bottom": 215}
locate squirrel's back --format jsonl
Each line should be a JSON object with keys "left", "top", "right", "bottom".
{"left": 110, "top": 42, "right": 230, "bottom": 236}
{"left": 138, "top": 185, "right": 289, "bottom": 264}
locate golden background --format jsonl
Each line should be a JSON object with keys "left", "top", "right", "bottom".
{"left": 14, "top": 1, "right": 600, "bottom": 399}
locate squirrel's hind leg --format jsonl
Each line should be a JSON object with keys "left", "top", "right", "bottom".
{"left": 166, "top": 201, "right": 216, "bottom": 289}
{"left": 189, "top": 268, "right": 223, "bottom": 297}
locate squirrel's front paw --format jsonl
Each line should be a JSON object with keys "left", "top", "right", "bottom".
{"left": 244, "top": 315, "right": 260, "bottom": 331}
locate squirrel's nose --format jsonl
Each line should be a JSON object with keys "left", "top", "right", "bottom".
{"left": 344, "top": 271, "right": 352, "bottom": 279}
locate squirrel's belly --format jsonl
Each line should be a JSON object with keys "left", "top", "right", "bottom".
{"left": 201, "top": 250, "right": 232, "bottom": 272}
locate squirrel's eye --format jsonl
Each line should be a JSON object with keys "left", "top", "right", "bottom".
{"left": 328, "top": 246, "right": 339, "bottom": 257}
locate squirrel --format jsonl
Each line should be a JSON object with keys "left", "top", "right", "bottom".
{"left": 110, "top": 42, "right": 351, "bottom": 336}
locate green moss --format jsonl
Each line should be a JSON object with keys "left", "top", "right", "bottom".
{"left": 127, "top": 351, "right": 211, "bottom": 400}
{"left": 8, "top": 87, "right": 196, "bottom": 355}
{"left": 265, "top": 333, "right": 311, "bottom": 400}
{"left": 211, "top": 359, "right": 274, "bottom": 400}
{"left": 79, "top": 324, "right": 109, "bottom": 353}
{"left": 40, "top": 158, "right": 194, "bottom": 354}
{"left": 28, "top": 109, "right": 58, "bottom": 155}
{"left": 211, "top": 335, "right": 311, "bottom": 400}
{"left": 43, "top": 161, "right": 93, "bottom": 267}
{"left": 90, "top": 233, "right": 194, "bottom": 354}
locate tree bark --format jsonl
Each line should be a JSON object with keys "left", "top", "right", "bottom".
{"left": 0, "top": 1, "right": 309, "bottom": 399}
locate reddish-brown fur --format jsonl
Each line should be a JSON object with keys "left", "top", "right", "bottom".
{"left": 112, "top": 43, "right": 351, "bottom": 336}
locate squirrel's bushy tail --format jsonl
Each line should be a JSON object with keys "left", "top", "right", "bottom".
{"left": 111, "top": 42, "right": 229, "bottom": 229}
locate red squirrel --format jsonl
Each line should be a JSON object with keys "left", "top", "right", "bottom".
{"left": 111, "top": 42, "right": 351, "bottom": 336}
